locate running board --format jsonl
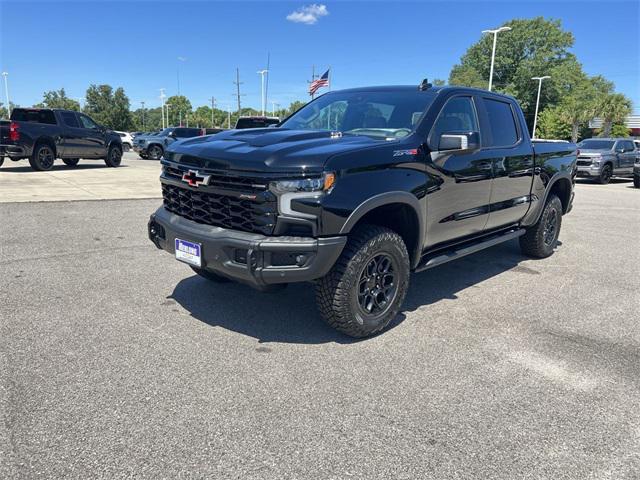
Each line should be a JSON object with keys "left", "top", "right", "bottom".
{"left": 415, "top": 228, "right": 526, "bottom": 272}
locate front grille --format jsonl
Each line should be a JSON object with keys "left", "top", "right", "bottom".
{"left": 163, "top": 165, "right": 269, "bottom": 191}
{"left": 162, "top": 183, "right": 277, "bottom": 235}
{"left": 577, "top": 160, "right": 593, "bottom": 166}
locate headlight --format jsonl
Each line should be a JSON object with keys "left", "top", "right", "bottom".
{"left": 270, "top": 172, "right": 336, "bottom": 194}
{"left": 591, "top": 156, "right": 601, "bottom": 165}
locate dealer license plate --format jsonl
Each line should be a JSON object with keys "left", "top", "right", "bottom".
{"left": 175, "top": 238, "right": 202, "bottom": 267}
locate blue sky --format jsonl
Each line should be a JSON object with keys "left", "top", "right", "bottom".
{"left": 1, "top": 0, "right": 638, "bottom": 113}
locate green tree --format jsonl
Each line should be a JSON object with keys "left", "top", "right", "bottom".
{"left": 85, "top": 84, "right": 132, "bottom": 130}
{"left": 36, "top": 88, "right": 80, "bottom": 111}
{"left": 449, "top": 17, "right": 575, "bottom": 128}
{"left": 131, "top": 106, "right": 163, "bottom": 131}
{"left": 596, "top": 93, "right": 632, "bottom": 137}
{"left": 610, "top": 123, "right": 630, "bottom": 137}
{"left": 287, "top": 100, "right": 307, "bottom": 114}
{"left": 165, "top": 95, "right": 192, "bottom": 126}
{"left": 536, "top": 105, "right": 572, "bottom": 140}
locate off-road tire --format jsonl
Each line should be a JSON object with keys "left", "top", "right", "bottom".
{"left": 519, "top": 194, "right": 563, "bottom": 259}
{"left": 29, "top": 143, "right": 56, "bottom": 171}
{"left": 634, "top": 175, "right": 640, "bottom": 188}
{"left": 147, "top": 144, "right": 163, "bottom": 160}
{"left": 597, "top": 164, "right": 612, "bottom": 184}
{"left": 315, "top": 225, "right": 410, "bottom": 338}
{"left": 62, "top": 158, "right": 80, "bottom": 166}
{"left": 190, "top": 266, "right": 231, "bottom": 283}
{"left": 104, "top": 145, "right": 122, "bottom": 167}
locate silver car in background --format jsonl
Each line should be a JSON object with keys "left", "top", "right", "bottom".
{"left": 576, "top": 138, "right": 638, "bottom": 184}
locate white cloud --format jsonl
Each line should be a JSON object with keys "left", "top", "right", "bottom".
{"left": 286, "top": 4, "right": 329, "bottom": 25}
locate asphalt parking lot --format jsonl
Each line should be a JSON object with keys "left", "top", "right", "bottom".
{"left": 1, "top": 165, "right": 639, "bottom": 478}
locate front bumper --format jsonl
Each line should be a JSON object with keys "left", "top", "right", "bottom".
{"left": 148, "top": 207, "right": 346, "bottom": 288}
{"left": 576, "top": 165, "right": 601, "bottom": 178}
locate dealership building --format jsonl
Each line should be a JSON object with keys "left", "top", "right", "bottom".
{"left": 589, "top": 115, "right": 640, "bottom": 137}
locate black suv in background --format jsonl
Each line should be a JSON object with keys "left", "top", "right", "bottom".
{"left": 0, "top": 108, "right": 123, "bottom": 170}
{"left": 149, "top": 83, "right": 577, "bottom": 337}
{"left": 133, "top": 127, "right": 203, "bottom": 160}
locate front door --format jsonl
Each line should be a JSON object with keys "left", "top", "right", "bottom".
{"left": 78, "top": 113, "right": 107, "bottom": 157}
{"left": 424, "top": 95, "right": 493, "bottom": 247}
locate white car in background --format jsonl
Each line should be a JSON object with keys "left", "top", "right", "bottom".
{"left": 114, "top": 131, "right": 133, "bottom": 151}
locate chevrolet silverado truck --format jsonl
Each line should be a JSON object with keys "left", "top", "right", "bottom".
{"left": 0, "top": 108, "right": 122, "bottom": 170}
{"left": 575, "top": 138, "right": 638, "bottom": 184}
{"left": 133, "top": 127, "right": 203, "bottom": 160}
{"left": 148, "top": 82, "right": 577, "bottom": 338}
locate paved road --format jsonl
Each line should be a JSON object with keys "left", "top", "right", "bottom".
{"left": 0, "top": 152, "right": 161, "bottom": 203}
{"left": 1, "top": 180, "right": 639, "bottom": 479}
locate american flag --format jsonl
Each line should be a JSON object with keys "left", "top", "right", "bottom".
{"left": 309, "top": 69, "right": 330, "bottom": 95}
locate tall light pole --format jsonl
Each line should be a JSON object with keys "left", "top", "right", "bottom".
{"left": 271, "top": 101, "right": 279, "bottom": 117}
{"left": 159, "top": 88, "right": 166, "bottom": 129}
{"left": 257, "top": 69, "right": 268, "bottom": 116}
{"left": 166, "top": 104, "right": 172, "bottom": 127}
{"left": 227, "top": 106, "right": 231, "bottom": 129}
{"left": 531, "top": 75, "right": 551, "bottom": 139}
{"left": 2, "top": 72, "right": 11, "bottom": 118}
{"left": 140, "top": 101, "right": 146, "bottom": 130}
{"left": 481, "top": 26, "right": 511, "bottom": 91}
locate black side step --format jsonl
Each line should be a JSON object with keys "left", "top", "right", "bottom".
{"left": 415, "top": 228, "right": 526, "bottom": 272}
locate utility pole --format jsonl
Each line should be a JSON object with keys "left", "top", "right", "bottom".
{"left": 257, "top": 69, "right": 268, "bottom": 116}
{"left": 140, "top": 101, "right": 146, "bottom": 130}
{"left": 159, "top": 88, "right": 166, "bottom": 129}
{"left": 210, "top": 97, "right": 216, "bottom": 127}
{"left": 1, "top": 72, "right": 11, "bottom": 118}
{"left": 531, "top": 76, "right": 551, "bottom": 139}
{"left": 166, "top": 104, "right": 172, "bottom": 127}
{"left": 227, "top": 106, "right": 231, "bottom": 129}
{"left": 481, "top": 26, "right": 511, "bottom": 91}
{"left": 233, "top": 68, "right": 244, "bottom": 114}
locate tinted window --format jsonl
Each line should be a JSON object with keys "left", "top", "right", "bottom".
{"left": 78, "top": 114, "right": 99, "bottom": 129}
{"left": 431, "top": 96, "right": 479, "bottom": 143}
{"left": 483, "top": 98, "right": 518, "bottom": 147}
{"left": 622, "top": 140, "right": 635, "bottom": 151}
{"left": 236, "top": 118, "right": 281, "bottom": 129}
{"left": 11, "top": 109, "right": 57, "bottom": 125}
{"left": 60, "top": 111, "right": 80, "bottom": 127}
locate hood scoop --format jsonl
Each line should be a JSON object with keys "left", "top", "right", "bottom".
{"left": 227, "top": 129, "right": 336, "bottom": 147}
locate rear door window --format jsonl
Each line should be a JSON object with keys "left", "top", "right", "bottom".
{"left": 483, "top": 98, "right": 519, "bottom": 147}
{"left": 61, "top": 111, "right": 80, "bottom": 128}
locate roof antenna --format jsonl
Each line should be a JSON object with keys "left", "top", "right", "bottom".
{"left": 419, "top": 78, "right": 432, "bottom": 91}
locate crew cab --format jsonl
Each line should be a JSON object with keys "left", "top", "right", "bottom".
{"left": 148, "top": 82, "right": 577, "bottom": 338}
{"left": 575, "top": 138, "right": 638, "bottom": 184}
{"left": 0, "top": 108, "right": 123, "bottom": 170}
{"left": 133, "top": 127, "right": 203, "bottom": 160}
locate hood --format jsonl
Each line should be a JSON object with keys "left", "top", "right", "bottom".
{"left": 165, "top": 128, "right": 387, "bottom": 173}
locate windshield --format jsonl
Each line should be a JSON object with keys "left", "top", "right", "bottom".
{"left": 280, "top": 90, "right": 436, "bottom": 140}
{"left": 578, "top": 140, "right": 614, "bottom": 150}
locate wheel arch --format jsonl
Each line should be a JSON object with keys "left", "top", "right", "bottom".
{"left": 339, "top": 192, "right": 424, "bottom": 268}
{"left": 34, "top": 136, "right": 58, "bottom": 157}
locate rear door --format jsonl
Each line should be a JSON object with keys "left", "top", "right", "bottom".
{"left": 480, "top": 96, "right": 535, "bottom": 231}
{"left": 77, "top": 113, "right": 107, "bottom": 157}
{"left": 58, "top": 111, "right": 84, "bottom": 157}
{"left": 424, "top": 95, "right": 493, "bottom": 247}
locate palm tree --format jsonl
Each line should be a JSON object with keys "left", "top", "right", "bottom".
{"left": 596, "top": 93, "right": 632, "bottom": 137}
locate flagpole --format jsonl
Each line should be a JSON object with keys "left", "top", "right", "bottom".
{"left": 328, "top": 66, "right": 331, "bottom": 92}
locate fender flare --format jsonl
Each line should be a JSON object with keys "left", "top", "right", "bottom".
{"left": 527, "top": 172, "right": 573, "bottom": 226}
{"left": 339, "top": 191, "right": 425, "bottom": 267}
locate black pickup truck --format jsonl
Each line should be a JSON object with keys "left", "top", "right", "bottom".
{"left": 0, "top": 108, "right": 122, "bottom": 170}
{"left": 148, "top": 82, "right": 577, "bottom": 337}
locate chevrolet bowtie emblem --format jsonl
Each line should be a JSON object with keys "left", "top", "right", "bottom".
{"left": 181, "top": 170, "right": 210, "bottom": 187}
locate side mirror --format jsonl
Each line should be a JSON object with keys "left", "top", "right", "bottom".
{"left": 438, "top": 131, "right": 480, "bottom": 152}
